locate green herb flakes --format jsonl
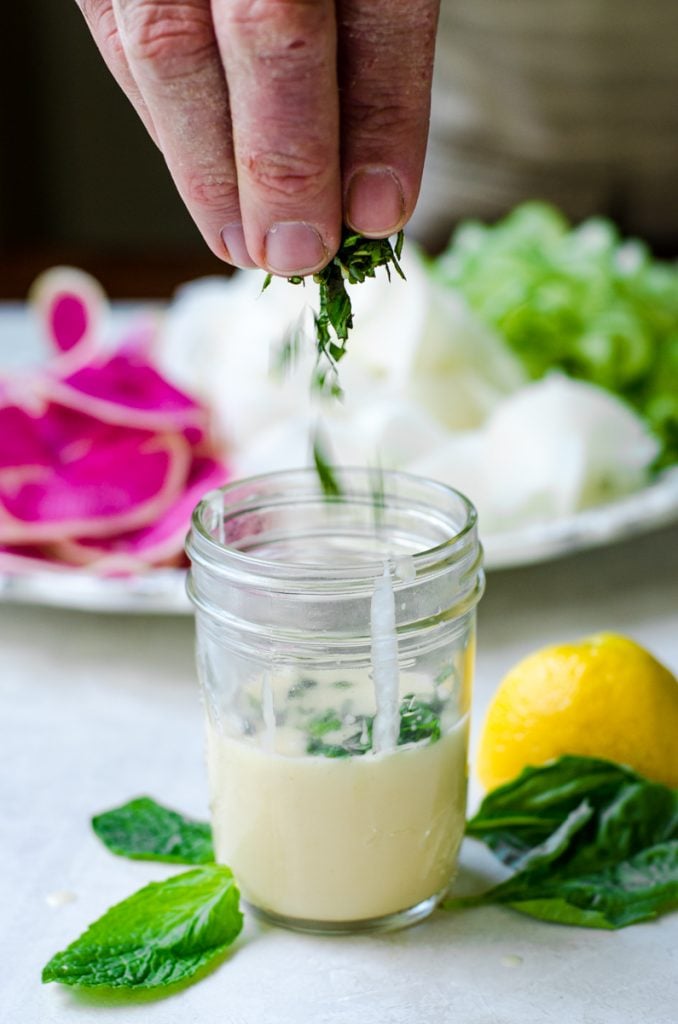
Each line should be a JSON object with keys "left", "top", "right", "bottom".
{"left": 305, "top": 693, "right": 443, "bottom": 758}
{"left": 267, "top": 229, "right": 405, "bottom": 396}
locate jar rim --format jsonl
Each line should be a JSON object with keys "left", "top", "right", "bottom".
{"left": 187, "top": 467, "right": 480, "bottom": 587}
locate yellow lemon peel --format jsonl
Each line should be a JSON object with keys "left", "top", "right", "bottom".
{"left": 477, "top": 633, "right": 678, "bottom": 790}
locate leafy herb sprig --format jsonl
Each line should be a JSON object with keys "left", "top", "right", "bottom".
{"left": 42, "top": 867, "right": 242, "bottom": 992}
{"left": 445, "top": 755, "right": 678, "bottom": 929}
{"left": 42, "top": 800, "right": 238, "bottom": 996}
{"left": 265, "top": 229, "right": 405, "bottom": 396}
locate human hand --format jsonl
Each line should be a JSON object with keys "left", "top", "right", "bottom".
{"left": 76, "top": 1, "right": 440, "bottom": 274}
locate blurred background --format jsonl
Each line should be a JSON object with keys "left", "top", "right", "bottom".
{"left": 3, "top": 1, "right": 677, "bottom": 300}
{"left": 0, "top": 1, "right": 225, "bottom": 299}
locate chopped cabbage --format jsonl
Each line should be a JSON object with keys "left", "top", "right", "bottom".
{"left": 434, "top": 202, "right": 678, "bottom": 466}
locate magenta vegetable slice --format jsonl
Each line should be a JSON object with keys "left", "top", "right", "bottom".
{"left": 0, "top": 402, "right": 190, "bottom": 544}
{"left": 1, "top": 266, "right": 230, "bottom": 575}
{"left": 29, "top": 267, "right": 105, "bottom": 374}
{"left": 45, "top": 346, "right": 209, "bottom": 436}
{"left": 54, "top": 455, "right": 228, "bottom": 569}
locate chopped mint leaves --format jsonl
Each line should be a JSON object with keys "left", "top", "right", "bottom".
{"left": 307, "top": 709, "right": 344, "bottom": 738}
{"left": 287, "top": 678, "right": 318, "bottom": 699}
{"left": 312, "top": 430, "right": 342, "bottom": 498}
{"left": 305, "top": 693, "right": 444, "bottom": 758}
{"left": 398, "top": 695, "right": 443, "bottom": 746}
{"left": 265, "top": 229, "right": 405, "bottom": 397}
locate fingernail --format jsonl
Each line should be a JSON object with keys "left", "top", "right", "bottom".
{"left": 221, "top": 225, "right": 257, "bottom": 269}
{"left": 347, "top": 168, "right": 405, "bottom": 236}
{"left": 265, "top": 222, "right": 327, "bottom": 276}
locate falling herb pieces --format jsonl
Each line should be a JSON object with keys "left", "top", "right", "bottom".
{"left": 312, "top": 431, "right": 343, "bottom": 498}
{"left": 42, "top": 867, "right": 242, "bottom": 991}
{"left": 444, "top": 755, "right": 678, "bottom": 929}
{"left": 92, "top": 797, "right": 214, "bottom": 865}
{"left": 266, "top": 229, "right": 405, "bottom": 395}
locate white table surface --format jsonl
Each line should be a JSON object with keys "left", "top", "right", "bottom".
{"left": 2, "top": 523, "right": 678, "bottom": 1024}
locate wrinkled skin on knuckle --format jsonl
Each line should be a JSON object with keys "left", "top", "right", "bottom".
{"left": 339, "top": 0, "right": 438, "bottom": 84}
{"left": 183, "top": 169, "right": 239, "bottom": 212}
{"left": 119, "top": 0, "right": 215, "bottom": 74}
{"left": 219, "top": 0, "right": 331, "bottom": 74}
{"left": 82, "top": 1, "right": 130, "bottom": 68}
{"left": 97, "top": 10, "right": 130, "bottom": 66}
{"left": 244, "top": 145, "right": 329, "bottom": 201}
{"left": 339, "top": 2, "right": 437, "bottom": 168}
{"left": 222, "top": 0, "right": 328, "bottom": 37}
{"left": 81, "top": 0, "right": 117, "bottom": 41}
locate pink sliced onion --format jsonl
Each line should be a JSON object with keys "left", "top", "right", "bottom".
{"left": 0, "top": 544, "right": 72, "bottom": 575}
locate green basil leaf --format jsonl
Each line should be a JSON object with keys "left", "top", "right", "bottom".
{"left": 92, "top": 797, "right": 214, "bottom": 865}
{"left": 449, "top": 756, "right": 678, "bottom": 930}
{"left": 465, "top": 756, "right": 670, "bottom": 869}
{"left": 509, "top": 800, "right": 595, "bottom": 874}
{"left": 42, "top": 866, "right": 242, "bottom": 991}
{"left": 476, "top": 842, "right": 678, "bottom": 930}
{"left": 566, "top": 780, "right": 678, "bottom": 874}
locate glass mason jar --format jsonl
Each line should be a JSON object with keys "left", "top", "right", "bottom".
{"left": 187, "top": 468, "right": 484, "bottom": 934}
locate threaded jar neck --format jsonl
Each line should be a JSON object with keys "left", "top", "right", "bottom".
{"left": 187, "top": 468, "right": 484, "bottom": 648}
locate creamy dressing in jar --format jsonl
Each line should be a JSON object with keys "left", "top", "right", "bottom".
{"left": 206, "top": 669, "right": 468, "bottom": 923}
{"left": 187, "top": 469, "right": 484, "bottom": 931}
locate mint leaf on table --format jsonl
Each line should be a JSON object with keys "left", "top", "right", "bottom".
{"left": 42, "top": 866, "right": 242, "bottom": 991}
{"left": 92, "top": 797, "right": 214, "bottom": 865}
{"left": 445, "top": 756, "right": 678, "bottom": 929}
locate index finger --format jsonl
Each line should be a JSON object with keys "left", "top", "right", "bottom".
{"left": 213, "top": 0, "right": 342, "bottom": 276}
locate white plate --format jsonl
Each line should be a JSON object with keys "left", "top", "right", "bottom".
{"left": 482, "top": 465, "right": 678, "bottom": 569}
{"left": 3, "top": 301, "right": 677, "bottom": 612}
{"left": 2, "top": 467, "right": 677, "bottom": 614}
